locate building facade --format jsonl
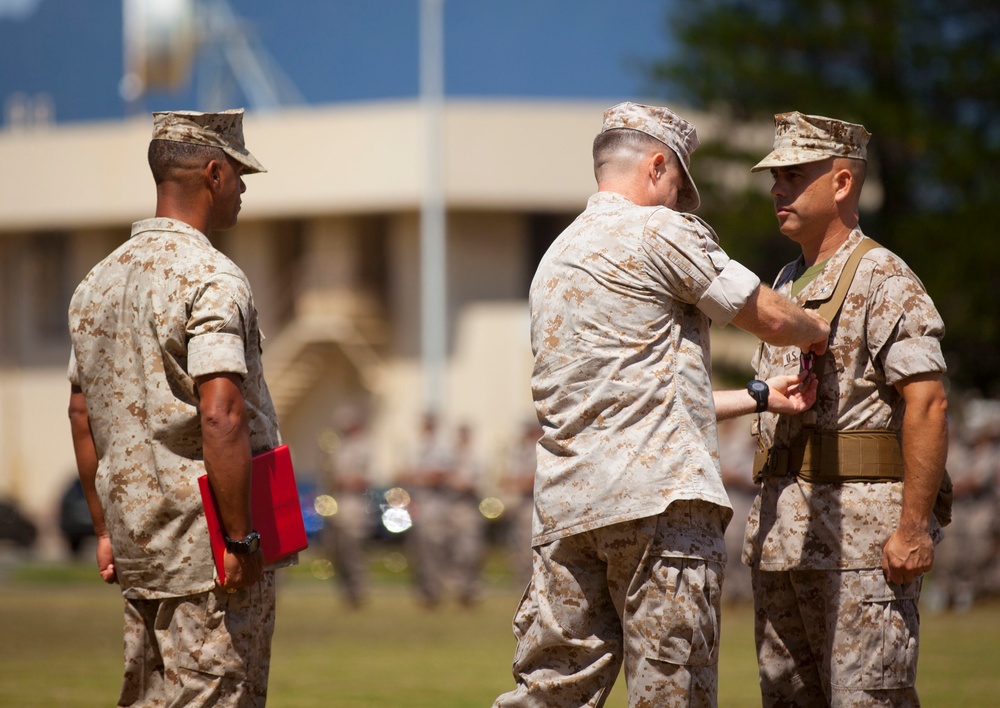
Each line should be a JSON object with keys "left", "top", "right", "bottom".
{"left": 0, "top": 99, "right": 758, "bottom": 552}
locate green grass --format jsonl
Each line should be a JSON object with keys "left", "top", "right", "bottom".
{"left": 1, "top": 553, "right": 998, "bottom": 707}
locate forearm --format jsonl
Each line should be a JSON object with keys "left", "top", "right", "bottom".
{"left": 714, "top": 389, "right": 757, "bottom": 421}
{"left": 731, "top": 285, "right": 829, "bottom": 353}
{"left": 68, "top": 387, "right": 108, "bottom": 537}
{"left": 714, "top": 372, "right": 817, "bottom": 421}
{"left": 198, "top": 374, "right": 254, "bottom": 539}
{"left": 70, "top": 387, "right": 117, "bottom": 583}
{"left": 881, "top": 373, "right": 948, "bottom": 583}
{"left": 898, "top": 379, "right": 948, "bottom": 532}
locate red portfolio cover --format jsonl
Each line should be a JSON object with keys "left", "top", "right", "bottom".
{"left": 198, "top": 444, "right": 309, "bottom": 585}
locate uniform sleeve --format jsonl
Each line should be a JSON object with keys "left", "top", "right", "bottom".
{"left": 868, "top": 269, "right": 946, "bottom": 386}
{"left": 699, "top": 260, "right": 760, "bottom": 326}
{"left": 67, "top": 348, "right": 80, "bottom": 386}
{"left": 187, "top": 273, "right": 252, "bottom": 379}
{"left": 643, "top": 211, "right": 759, "bottom": 326}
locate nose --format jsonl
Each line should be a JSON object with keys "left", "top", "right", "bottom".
{"left": 770, "top": 179, "right": 785, "bottom": 199}
{"left": 239, "top": 177, "right": 247, "bottom": 194}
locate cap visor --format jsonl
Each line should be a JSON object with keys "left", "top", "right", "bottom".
{"left": 677, "top": 163, "right": 700, "bottom": 212}
{"left": 224, "top": 146, "right": 266, "bottom": 174}
{"left": 750, "top": 149, "right": 835, "bottom": 173}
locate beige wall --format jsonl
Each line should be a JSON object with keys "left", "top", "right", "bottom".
{"left": 0, "top": 99, "right": 607, "bottom": 230}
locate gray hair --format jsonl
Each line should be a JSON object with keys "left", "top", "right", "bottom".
{"left": 593, "top": 128, "right": 673, "bottom": 182}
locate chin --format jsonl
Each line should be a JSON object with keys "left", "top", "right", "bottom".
{"left": 776, "top": 217, "right": 796, "bottom": 236}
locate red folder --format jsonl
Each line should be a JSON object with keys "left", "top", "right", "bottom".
{"left": 198, "top": 444, "right": 309, "bottom": 585}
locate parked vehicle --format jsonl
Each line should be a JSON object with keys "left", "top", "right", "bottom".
{"left": 0, "top": 498, "right": 37, "bottom": 549}
{"left": 59, "top": 478, "right": 95, "bottom": 557}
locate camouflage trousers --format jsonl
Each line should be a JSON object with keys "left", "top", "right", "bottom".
{"left": 327, "top": 491, "right": 371, "bottom": 607}
{"left": 494, "top": 500, "right": 728, "bottom": 708}
{"left": 407, "top": 490, "right": 452, "bottom": 606}
{"left": 752, "top": 567, "right": 921, "bottom": 707}
{"left": 118, "top": 570, "right": 277, "bottom": 708}
{"left": 450, "top": 495, "right": 486, "bottom": 605}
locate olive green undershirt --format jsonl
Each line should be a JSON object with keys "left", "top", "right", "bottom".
{"left": 791, "top": 258, "right": 830, "bottom": 297}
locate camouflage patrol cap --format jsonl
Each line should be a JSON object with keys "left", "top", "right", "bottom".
{"left": 151, "top": 108, "right": 266, "bottom": 174}
{"left": 751, "top": 111, "right": 870, "bottom": 173}
{"left": 601, "top": 101, "right": 701, "bottom": 212}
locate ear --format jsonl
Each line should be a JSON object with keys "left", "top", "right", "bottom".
{"left": 204, "top": 159, "right": 224, "bottom": 193}
{"left": 649, "top": 152, "right": 666, "bottom": 183}
{"left": 832, "top": 166, "right": 853, "bottom": 203}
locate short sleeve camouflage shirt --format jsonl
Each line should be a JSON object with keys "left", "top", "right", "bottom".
{"left": 529, "top": 191, "right": 760, "bottom": 545}
{"left": 743, "top": 229, "right": 946, "bottom": 570}
{"left": 68, "top": 218, "right": 280, "bottom": 599}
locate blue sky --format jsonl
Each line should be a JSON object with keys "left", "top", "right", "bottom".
{"left": 0, "top": 0, "right": 676, "bottom": 124}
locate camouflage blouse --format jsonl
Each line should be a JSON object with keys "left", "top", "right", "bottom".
{"left": 529, "top": 191, "right": 760, "bottom": 546}
{"left": 68, "top": 218, "right": 280, "bottom": 599}
{"left": 743, "top": 228, "right": 946, "bottom": 570}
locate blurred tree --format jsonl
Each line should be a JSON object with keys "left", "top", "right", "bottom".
{"left": 648, "top": 0, "right": 1000, "bottom": 394}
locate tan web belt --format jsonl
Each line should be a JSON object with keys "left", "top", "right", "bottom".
{"left": 752, "top": 428, "right": 904, "bottom": 484}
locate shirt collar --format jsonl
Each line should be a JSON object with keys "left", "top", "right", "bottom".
{"left": 589, "top": 191, "right": 635, "bottom": 208}
{"left": 783, "top": 228, "right": 867, "bottom": 306}
{"left": 130, "top": 217, "right": 212, "bottom": 247}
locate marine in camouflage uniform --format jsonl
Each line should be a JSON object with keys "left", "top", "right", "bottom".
{"left": 743, "top": 112, "right": 949, "bottom": 707}
{"left": 447, "top": 423, "right": 487, "bottom": 606}
{"left": 67, "top": 109, "right": 285, "bottom": 707}
{"left": 325, "top": 411, "right": 376, "bottom": 608}
{"left": 400, "top": 412, "right": 456, "bottom": 608}
{"left": 494, "top": 103, "right": 830, "bottom": 708}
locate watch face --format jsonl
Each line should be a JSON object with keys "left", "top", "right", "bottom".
{"left": 748, "top": 380, "right": 769, "bottom": 411}
{"left": 227, "top": 530, "right": 261, "bottom": 554}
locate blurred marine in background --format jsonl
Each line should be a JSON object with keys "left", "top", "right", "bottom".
{"left": 323, "top": 408, "right": 376, "bottom": 609}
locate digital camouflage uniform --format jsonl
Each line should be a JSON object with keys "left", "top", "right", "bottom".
{"left": 928, "top": 426, "right": 996, "bottom": 610}
{"left": 67, "top": 109, "right": 282, "bottom": 708}
{"left": 743, "top": 228, "right": 946, "bottom": 707}
{"left": 447, "top": 430, "right": 486, "bottom": 605}
{"left": 327, "top": 425, "right": 376, "bottom": 607}
{"left": 404, "top": 423, "right": 456, "bottom": 607}
{"left": 495, "top": 102, "right": 761, "bottom": 708}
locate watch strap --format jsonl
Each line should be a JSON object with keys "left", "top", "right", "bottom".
{"left": 747, "top": 379, "right": 769, "bottom": 413}
{"left": 224, "top": 529, "right": 261, "bottom": 554}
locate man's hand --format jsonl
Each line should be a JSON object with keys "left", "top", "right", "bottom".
{"left": 765, "top": 372, "right": 818, "bottom": 415}
{"left": 221, "top": 549, "right": 264, "bottom": 592}
{"left": 881, "top": 523, "right": 934, "bottom": 585}
{"left": 797, "top": 309, "right": 830, "bottom": 357}
{"left": 713, "top": 371, "right": 817, "bottom": 421}
{"left": 96, "top": 532, "right": 118, "bottom": 584}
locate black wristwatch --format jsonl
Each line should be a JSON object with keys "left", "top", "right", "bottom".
{"left": 746, "top": 379, "right": 769, "bottom": 413}
{"left": 224, "top": 530, "right": 261, "bottom": 555}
